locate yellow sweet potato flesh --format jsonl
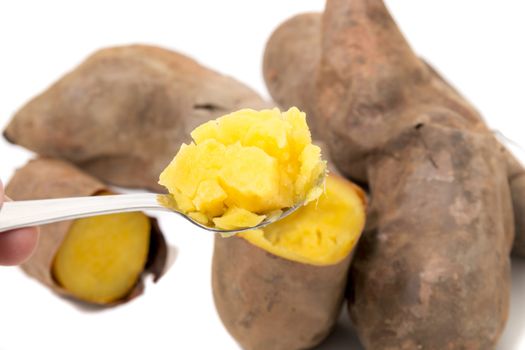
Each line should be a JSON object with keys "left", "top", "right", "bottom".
{"left": 159, "top": 107, "right": 326, "bottom": 229}
{"left": 213, "top": 207, "right": 266, "bottom": 230}
{"left": 239, "top": 175, "right": 365, "bottom": 266}
{"left": 52, "top": 212, "right": 151, "bottom": 304}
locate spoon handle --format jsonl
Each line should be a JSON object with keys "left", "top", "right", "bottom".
{"left": 0, "top": 194, "right": 169, "bottom": 232}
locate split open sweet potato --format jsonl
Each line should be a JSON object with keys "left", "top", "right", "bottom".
{"left": 212, "top": 174, "right": 366, "bottom": 350}
{"left": 6, "top": 158, "right": 167, "bottom": 305}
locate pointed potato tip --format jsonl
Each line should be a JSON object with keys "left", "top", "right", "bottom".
{"left": 3, "top": 127, "right": 16, "bottom": 144}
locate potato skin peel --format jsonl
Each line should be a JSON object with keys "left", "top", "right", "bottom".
{"left": 5, "top": 158, "right": 167, "bottom": 305}
{"left": 264, "top": 0, "right": 514, "bottom": 348}
{"left": 212, "top": 235, "right": 352, "bottom": 350}
{"left": 4, "top": 45, "right": 269, "bottom": 191}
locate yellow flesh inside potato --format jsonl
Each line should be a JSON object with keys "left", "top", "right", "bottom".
{"left": 239, "top": 175, "right": 366, "bottom": 266}
{"left": 159, "top": 107, "right": 326, "bottom": 229}
{"left": 52, "top": 212, "right": 151, "bottom": 304}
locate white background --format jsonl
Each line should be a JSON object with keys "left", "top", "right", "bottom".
{"left": 1, "top": 1, "right": 525, "bottom": 349}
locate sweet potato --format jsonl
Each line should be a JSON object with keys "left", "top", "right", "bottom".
{"left": 5, "top": 158, "right": 167, "bottom": 305}
{"left": 504, "top": 149, "right": 525, "bottom": 257}
{"left": 212, "top": 174, "right": 366, "bottom": 350}
{"left": 263, "top": 13, "right": 322, "bottom": 139}
{"left": 3, "top": 45, "right": 269, "bottom": 191}
{"left": 264, "top": 0, "right": 514, "bottom": 348}
{"left": 158, "top": 107, "right": 326, "bottom": 229}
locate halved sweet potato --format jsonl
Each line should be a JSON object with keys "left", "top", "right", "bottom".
{"left": 212, "top": 174, "right": 365, "bottom": 350}
{"left": 6, "top": 158, "right": 167, "bottom": 305}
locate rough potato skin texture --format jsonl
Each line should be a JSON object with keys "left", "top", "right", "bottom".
{"left": 350, "top": 128, "right": 513, "bottom": 349}
{"left": 4, "top": 45, "right": 269, "bottom": 191}
{"left": 263, "top": 13, "right": 322, "bottom": 139}
{"left": 212, "top": 235, "right": 351, "bottom": 350}
{"left": 5, "top": 158, "right": 167, "bottom": 305}
{"left": 264, "top": 0, "right": 514, "bottom": 348}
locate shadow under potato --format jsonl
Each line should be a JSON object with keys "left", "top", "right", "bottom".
{"left": 312, "top": 305, "right": 364, "bottom": 350}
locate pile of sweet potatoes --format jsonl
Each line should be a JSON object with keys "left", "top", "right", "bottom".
{"left": 264, "top": 0, "right": 525, "bottom": 348}
{"left": 3, "top": 0, "right": 525, "bottom": 349}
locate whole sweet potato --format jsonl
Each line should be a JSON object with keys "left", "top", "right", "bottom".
{"left": 4, "top": 45, "right": 268, "bottom": 191}
{"left": 264, "top": 0, "right": 514, "bottom": 348}
{"left": 264, "top": 5, "right": 525, "bottom": 260}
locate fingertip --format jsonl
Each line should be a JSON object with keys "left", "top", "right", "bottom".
{"left": 0, "top": 226, "right": 40, "bottom": 265}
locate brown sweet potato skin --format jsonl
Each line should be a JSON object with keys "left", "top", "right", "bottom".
{"left": 512, "top": 176, "right": 525, "bottom": 256}
{"left": 263, "top": 13, "right": 322, "bottom": 139}
{"left": 504, "top": 150, "right": 525, "bottom": 257}
{"left": 350, "top": 127, "right": 513, "bottom": 349}
{"left": 264, "top": 0, "right": 514, "bottom": 348}
{"left": 5, "top": 158, "right": 167, "bottom": 305}
{"left": 4, "top": 45, "right": 269, "bottom": 191}
{"left": 212, "top": 235, "right": 352, "bottom": 350}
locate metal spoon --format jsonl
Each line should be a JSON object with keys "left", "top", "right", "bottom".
{"left": 0, "top": 193, "right": 305, "bottom": 234}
